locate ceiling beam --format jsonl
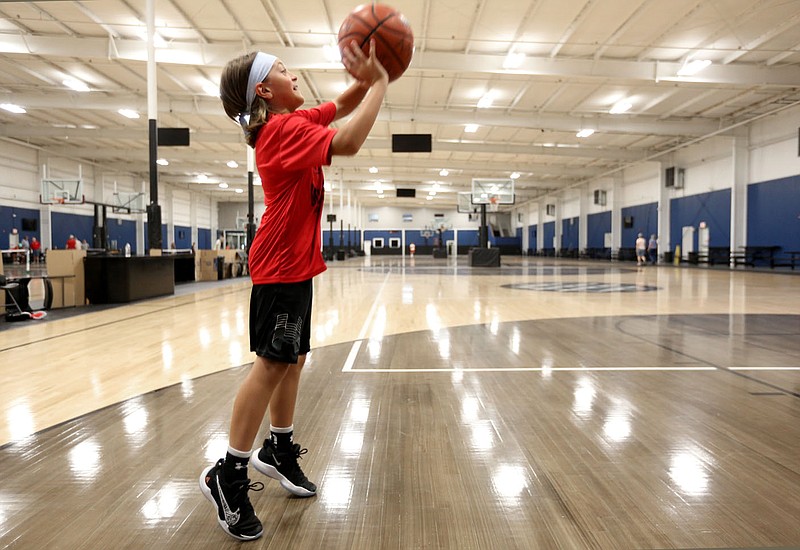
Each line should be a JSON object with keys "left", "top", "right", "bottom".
{"left": 1, "top": 35, "right": 798, "bottom": 87}
{"left": 0, "top": 93, "right": 722, "bottom": 136}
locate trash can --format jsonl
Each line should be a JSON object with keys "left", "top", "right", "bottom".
{"left": 663, "top": 251, "right": 673, "bottom": 263}
{"left": 687, "top": 251, "right": 698, "bottom": 264}
{"left": 336, "top": 249, "right": 346, "bottom": 261}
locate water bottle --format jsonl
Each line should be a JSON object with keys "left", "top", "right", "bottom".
{"left": 124, "top": 243, "right": 131, "bottom": 257}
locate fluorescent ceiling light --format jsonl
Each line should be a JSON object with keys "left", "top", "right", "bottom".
{"left": 510, "top": 172, "right": 520, "bottom": 179}
{"left": 464, "top": 124, "right": 479, "bottom": 133}
{"left": 63, "top": 77, "right": 90, "bottom": 92}
{"left": 677, "top": 59, "right": 711, "bottom": 76}
{"left": 609, "top": 100, "right": 632, "bottom": 114}
{"left": 218, "top": 182, "right": 228, "bottom": 189}
{"left": 226, "top": 160, "right": 239, "bottom": 168}
{"left": 369, "top": 166, "right": 378, "bottom": 174}
{"left": 235, "top": 188, "right": 244, "bottom": 194}
{"left": 118, "top": 108, "right": 140, "bottom": 119}
{"left": 323, "top": 44, "right": 341, "bottom": 63}
{"left": 439, "top": 169, "right": 449, "bottom": 176}
{"left": 576, "top": 129, "right": 595, "bottom": 138}
{"left": 156, "top": 158, "right": 169, "bottom": 166}
{"left": 429, "top": 190, "right": 436, "bottom": 196}
{"left": 197, "top": 173, "right": 208, "bottom": 182}
{"left": 477, "top": 92, "right": 495, "bottom": 109}
{"left": 202, "top": 81, "right": 219, "bottom": 97}
{"left": 1, "top": 103, "right": 26, "bottom": 114}
{"left": 503, "top": 51, "right": 525, "bottom": 69}
{"left": 426, "top": 195, "right": 433, "bottom": 200}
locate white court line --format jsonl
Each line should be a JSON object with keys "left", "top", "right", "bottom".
{"left": 342, "top": 271, "right": 391, "bottom": 372}
{"left": 730, "top": 367, "right": 800, "bottom": 371}
{"left": 346, "top": 366, "right": 719, "bottom": 373}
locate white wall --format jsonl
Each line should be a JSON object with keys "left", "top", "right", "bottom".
{"left": 749, "top": 103, "right": 800, "bottom": 183}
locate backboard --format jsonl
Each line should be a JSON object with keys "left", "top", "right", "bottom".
{"left": 40, "top": 179, "right": 84, "bottom": 204}
{"left": 457, "top": 192, "right": 477, "bottom": 213}
{"left": 111, "top": 191, "right": 146, "bottom": 213}
{"left": 471, "top": 178, "right": 515, "bottom": 205}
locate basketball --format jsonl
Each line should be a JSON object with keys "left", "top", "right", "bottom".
{"left": 338, "top": 3, "right": 414, "bottom": 82}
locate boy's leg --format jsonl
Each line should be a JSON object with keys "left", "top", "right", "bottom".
{"left": 229, "top": 356, "right": 290, "bottom": 451}
{"left": 199, "top": 356, "right": 289, "bottom": 541}
{"left": 252, "top": 354, "right": 317, "bottom": 497}
{"left": 268, "top": 355, "right": 306, "bottom": 427}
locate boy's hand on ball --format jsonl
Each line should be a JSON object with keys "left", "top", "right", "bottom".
{"left": 342, "top": 39, "right": 388, "bottom": 86}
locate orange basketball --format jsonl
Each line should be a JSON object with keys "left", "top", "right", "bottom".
{"left": 338, "top": 3, "right": 414, "bottom": 82}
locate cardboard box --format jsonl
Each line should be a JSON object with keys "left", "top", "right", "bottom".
{"left": 47, "top": 249, "right": 86, "bottom": 308}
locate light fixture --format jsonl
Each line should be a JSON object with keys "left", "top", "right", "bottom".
{"left": 218, "top": 182, "right": 229, "bottom": 189}
{"left": 609, "top": 100, "right": 632, "bottom": 114}
{"left": 369, "top": 166, "right": 378, "bottom": 174}
{"left": 510, "top": 172, "right": 520, "bottom": 179}
{"left": 378, "top": 194, "right": 385, "bottom": 199}
{"left": 137, "top": 25, "right": 167, "bottom": 48}
{"left": 439, "top": 169, "right": 449, "bottom": 177}
{"left": 63, "top": 77, "right": 90, "bottom": 92}
{"left": 1, "top": 103, "right": 26, "bottom": 114}
{"left": 235, "top": 188, "right": 244, "bottom": 194}
{"left": 197, "top": 174, "right": 208, "bottom": 182}
{"left": 677, "top": 59, "right": 711, "bottom": 76}
{"left": 503, "top": 51, "right": 525, "bottom": 69}
{"left": 226, "top": 160, "right": 239, "bottom": 168}
{"left": 426, "top": 195, "right": 433, "bottom": 201}
{"left": 323, "top": 44, "right": 341, "bottom": 63}
{"left": 464, "top": 124, "right": 479, "bottom": 133}
{"left": 156, "top": 158, "right": 169, "bottom": 166}
{"left": 118, "top": 108, "right": 140, "bottom": 119}
{"left": 576, "top": 129, "right": 595, "bottom": 138}
{"left": 429, "top": 190, "right": 437, "bottom": 196}
{"left": 202, "top": 81, "right": 219, "bottom": 97}
{"left": 477, "top": 91, "right": 495, "bottom": 109}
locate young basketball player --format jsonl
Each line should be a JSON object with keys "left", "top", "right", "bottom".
{"left": 199, "top": 41, "right": 388, "bottom": 541}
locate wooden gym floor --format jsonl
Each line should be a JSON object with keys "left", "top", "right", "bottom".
{"left": 0, "top": 256, "right": 798, "bottom": 549}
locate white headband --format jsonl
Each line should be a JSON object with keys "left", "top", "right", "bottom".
{"left": 239, "top": 52, "right": 277, "bottom": 133}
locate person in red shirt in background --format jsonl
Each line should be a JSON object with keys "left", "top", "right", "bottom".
{"left": 199, "top": 41, "right": 388, "bottom": 542}
{"left": 65, "top": 234, "right": 77, "bottom": 250}
{"left": 30, "top": 237, "right": 41, "bottom": 263}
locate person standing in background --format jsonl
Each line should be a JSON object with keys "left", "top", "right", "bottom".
{"left": 648, "top": 234, "right": 658, "bottom": 265}
{"left": 636, "top": 233, "right": 647, "bottom": 266}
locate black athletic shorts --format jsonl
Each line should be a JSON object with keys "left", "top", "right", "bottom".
{"left": 250, "top": 279, "right": 312, "bottom": 364}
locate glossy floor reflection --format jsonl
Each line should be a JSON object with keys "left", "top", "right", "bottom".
{"left": 0, "top": 256, "right": 799, "bottom": 549}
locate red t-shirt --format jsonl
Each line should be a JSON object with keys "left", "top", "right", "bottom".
{"left": 248, "top": 102, "right": 337, "bottom": 284}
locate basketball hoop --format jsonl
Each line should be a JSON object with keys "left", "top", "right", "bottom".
{"left": 56, "top": 197, "right": 65, "bottom": 204}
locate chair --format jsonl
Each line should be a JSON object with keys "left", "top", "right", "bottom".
{"left": 0, "top": 275, "right": 47, "bottom": 321}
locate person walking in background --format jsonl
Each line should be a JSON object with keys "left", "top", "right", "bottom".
{"left": 65, "top": 234, "right": 77, "bottom": 250}
{"left": 198, "top": 39, "right": 388, "bottom": 542}
{"left": 636, "top": 233, "right": 647, "bottom": 266}
{"left": 648, "top": 234, "right": 658, "bottom": 265}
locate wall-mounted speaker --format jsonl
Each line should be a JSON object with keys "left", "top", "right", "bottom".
{"left": 396, "top": 188, "right": 416, "bottom": 198}
{"left": 665, "top": 166, "right": 685, "bottom": 188}
{"left": 623, "top": 215, "right": 634, "bottom": 228}
{"left": 593, "top": 190, "right": 607, "bottom": 205}
{"left": 546, "top": 204, "right": 555, "bottom": 216}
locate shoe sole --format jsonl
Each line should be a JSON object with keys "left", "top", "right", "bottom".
{"left": 198, "top": 466, "right": 263, "bottom": 541}
{"left": 250, "top": 453, "right": 316, "bottom": 498}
